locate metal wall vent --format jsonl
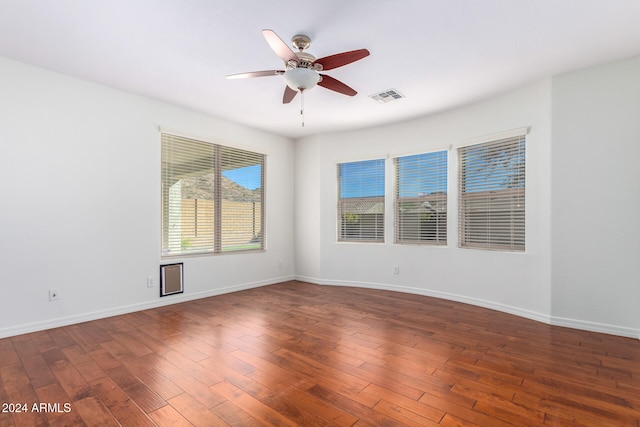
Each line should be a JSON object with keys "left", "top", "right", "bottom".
{"left": 369, "top": 89, "right": 405, "bottom": 104}
{"left": 160, "top": 263, "right": 183, "bottom": 297}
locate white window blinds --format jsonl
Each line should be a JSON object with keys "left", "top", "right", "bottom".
{"left": 394, "top": 151, "right": 447, "bottom": 245}
{"left": 458, "top": 135, "right": 525, "bottom": 251}
{"left": 337, "top": 159, "right": 385, "bottom": 242}
{"left": 161, "top": 133, "right": 264, "bottom": 257}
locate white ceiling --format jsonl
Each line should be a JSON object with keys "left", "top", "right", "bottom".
{"left": 1, "top": 1, "right": 640, "bottom": 139}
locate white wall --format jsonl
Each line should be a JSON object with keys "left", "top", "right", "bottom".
{"left": 0, "top": 56, "right": 295, "bottom": 338}
{"left": 551, "top": 56, "right": 640, "bottom": 337}
{"left": 295, "top": 80, "right": 554, "bottom": 324}
{"left": 294, "top": 136, "right": 323, "bottom": 279}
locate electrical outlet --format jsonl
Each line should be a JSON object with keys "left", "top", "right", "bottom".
{"left": 48, "top": 289, "right": 59, "bottom": 301}
{"left": 278, "top": 260, "right": 283, "bottom": 269}
{"left": 147, "top": 277, "right": 155, "bottom": 288}
{"left": 393, "top": 265, "right": 400, "bottom": 275}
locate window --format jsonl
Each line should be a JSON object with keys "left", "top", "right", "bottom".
{"left": 458, "top": 135, "right": 525, "bottom": 251}
{"left": 337, "top": 159, "right": 385, "bottom": 242}
{"left": 394, "top": 151, "right": 447, "bottom": 245}
{"left": 161, "top": 133, "right": 265, "bottom": 257}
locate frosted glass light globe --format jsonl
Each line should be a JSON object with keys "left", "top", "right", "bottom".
{"left": 283, "top": 67, "right": 320, "bottom": 92}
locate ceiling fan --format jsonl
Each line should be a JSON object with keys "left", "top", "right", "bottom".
{"left": 227, "top": 29, "right": 370, "bottom": 105}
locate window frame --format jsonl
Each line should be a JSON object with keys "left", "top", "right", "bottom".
{"left": 458, "top": 134, "right": 526, "bottom": 252}
{"left": 337, "top": 158, "right": 385, "bottom": 243}
{"left": 394, "top": 150, "right": 448, "bottom": 246}
{"left": 161, "top": 133, "right": 265, "bottom": 258}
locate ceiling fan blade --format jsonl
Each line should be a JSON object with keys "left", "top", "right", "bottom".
{"left": 226, "top": 70, "right": 284, "bottom": 79}
{"left": 262, "top": 29, "right": 298, "bottom": 63}
{"left": 283, "top": 86, "right": 298, "bottom": 104}
{"left": 318, "top": 74, "right": 357, "bottom": 96}
{"left": 315, "top": 49, "right": 370, "bottom": 71}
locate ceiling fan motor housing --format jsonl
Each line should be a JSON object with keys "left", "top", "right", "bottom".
{"left": 290, "top": 35, "right": 322, "bottom": 70}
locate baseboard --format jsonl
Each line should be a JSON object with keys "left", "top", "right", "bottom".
{"left": 296, "top": 275, "right": 640, "bottom": 340}
{"left": 549, "top": 316, "right": 640, "bottom": 340}
{"left": 0, "top": 275, "right": 295, "bottom": 339}
{"left": 5, "top": 274, "right": 637, "bottom": 341}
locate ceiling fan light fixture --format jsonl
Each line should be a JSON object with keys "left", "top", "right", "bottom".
{"left": 283, "top": 67, "right": 320, "bottom": 92}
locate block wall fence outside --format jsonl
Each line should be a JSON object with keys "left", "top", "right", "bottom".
{"left": 178, "top": 200, "right": 262, "bottom": 249}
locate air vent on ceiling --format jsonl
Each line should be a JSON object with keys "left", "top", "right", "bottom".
{"left": 369, "top": 89, "right": 405, "bottom": 104}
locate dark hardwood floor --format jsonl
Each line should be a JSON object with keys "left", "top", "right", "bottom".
{"left": 1, "top": 281, "right": 639, "bottom": 426}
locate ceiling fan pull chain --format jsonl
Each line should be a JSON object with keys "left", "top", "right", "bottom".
{"left": 300, "top": 90, "right": 305, "bottom": 127}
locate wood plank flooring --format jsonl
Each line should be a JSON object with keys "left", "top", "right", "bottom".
{"left": 1, "top": 280, "right": 639, "bottom": 426}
